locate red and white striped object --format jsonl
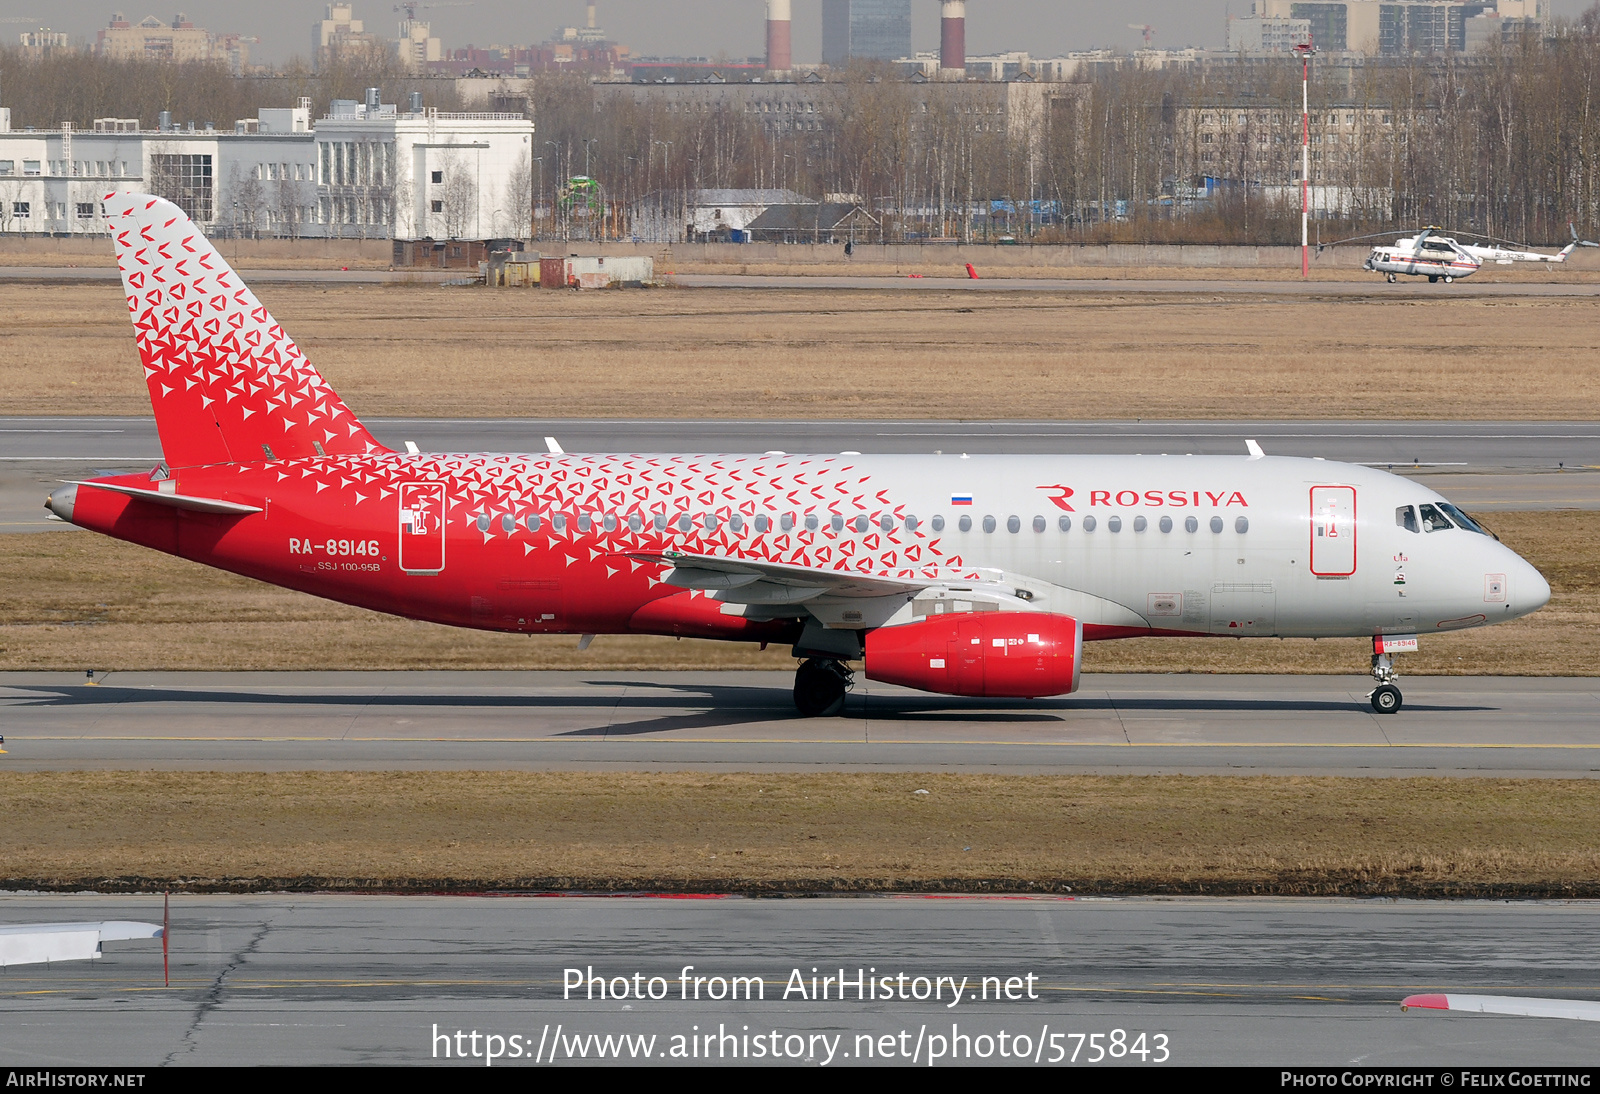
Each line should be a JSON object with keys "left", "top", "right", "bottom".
{"left": 1402, "top": 994, "right": 1600, "bottom": 1022}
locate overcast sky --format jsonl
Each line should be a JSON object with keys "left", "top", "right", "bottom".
{"left": 4, "top": 1, "right": 1597, "bottom": 66}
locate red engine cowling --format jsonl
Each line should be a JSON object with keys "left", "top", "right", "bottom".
{"left": 865, "top": 612, "right": 1083, "bottom": 698}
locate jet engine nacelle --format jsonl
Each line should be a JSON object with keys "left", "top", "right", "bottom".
{"left": 865, "top": 612, "right": 1083, "bottom": 698}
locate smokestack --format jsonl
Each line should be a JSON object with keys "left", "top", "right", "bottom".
{"left": 940, "top": 0, "right": 966, "bottom": 78}
{"left": 586, "top": 3, "right": 597, "bottom": 30}
{"left": 766, "top": 0, "right": 792, "bottom": 74}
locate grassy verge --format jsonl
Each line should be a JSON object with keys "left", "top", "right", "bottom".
{"left": 6, "top": 282, "right": 1600, "bottom": 419}
{"left": 2, "top": 772, "right": 1596, "bottom": 897}
{"left": 1, "top": 512, "right": 1593, "bottom": 674}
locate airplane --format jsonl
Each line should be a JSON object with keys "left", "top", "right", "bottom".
{"left": 1358, "top": 225, "right": 1597, "bottom": 283}
{"left": 45, "top": 193, "right": 1551, "bottom": 718}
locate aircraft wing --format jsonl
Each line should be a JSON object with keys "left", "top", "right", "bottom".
{"left": 0, "top": 921, "right": 163, "bottom": 968}
{"left": 628, "top": 550, "right": 960, "bottom": 603}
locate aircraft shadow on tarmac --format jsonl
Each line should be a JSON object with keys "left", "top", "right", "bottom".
{"left": 0, "top": 682, "right": 1496, "bottom": 740}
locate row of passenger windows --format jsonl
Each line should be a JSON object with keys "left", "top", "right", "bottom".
{"left": 1395, "top": 502, "right": 1487, "bottom": 535}
{"left": 476, "top": 511, "right": 1251, "bottom": 536}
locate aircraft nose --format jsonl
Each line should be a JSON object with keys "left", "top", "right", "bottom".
{"left": 45, "top": 484, "right": 77, "bottom": 524}
{"left": 1520, "top": 558, "right": 1552, "bottom": 612}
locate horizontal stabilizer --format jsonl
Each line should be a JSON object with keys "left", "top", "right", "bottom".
{"left": 1403, "top": 993, "right": 1600, "bottom": 1022}
{"left": 74, "top": 480, "right": 263, "bottom": 515}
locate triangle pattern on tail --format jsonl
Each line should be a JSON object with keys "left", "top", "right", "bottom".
{"left": 106, "top": 192, "right": 384, "bottom": 469}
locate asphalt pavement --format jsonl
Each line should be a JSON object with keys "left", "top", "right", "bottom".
{"left": 0, "top": 893, "right": 1595, "bottom": 1066}
{"left": 2, "top": 672, "right": 1596, "bottom": 776}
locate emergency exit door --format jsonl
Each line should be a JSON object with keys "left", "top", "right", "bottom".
{"left": 1310, "top": 485, "right": 1357, "bottom": 577}
{"left": 399, "top": 482, "right": 446, "bottom": 574}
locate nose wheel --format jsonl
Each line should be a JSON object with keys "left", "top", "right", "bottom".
{"left": 794, "top": 658, "right": 852, "bottom": 717}
{"left": 1368, "top": 651, "right": 1403, "bottom": 714}
{"left": 1386, "top": 272, "right": 1397, "bottom": 283}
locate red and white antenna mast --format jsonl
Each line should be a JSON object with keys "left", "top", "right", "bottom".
{"left": 1294, "top": 36, "right": 1317, "bottom": 279}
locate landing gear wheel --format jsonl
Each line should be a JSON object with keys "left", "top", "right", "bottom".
{"left": 1444, "top": 275, "right": 1454, "bottom": 284}
{"left": 1370, "top": 684, "right": 1403, "bottom": 714}
{"left": 1428, "top": 275, "right": 1439, "bottom": 283}
{"left": 1386, "top": 272, "right": 1397, "bottom": 283}
{"left": 794, "top": 658, "right": 852, "bottom": 717}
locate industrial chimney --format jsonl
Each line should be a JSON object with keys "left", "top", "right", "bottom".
{"left": 766, "top": 0, "right": 792, "bottom": 75}
{"left": 586, "top": 2, "right": 597, "bottom": 30}
{"left": 940, "top": 0, "right": 966, "bottom": 78}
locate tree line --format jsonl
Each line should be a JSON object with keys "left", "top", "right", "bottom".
{"left": 9, "top": 6, "right": 1600, "bottom": 245}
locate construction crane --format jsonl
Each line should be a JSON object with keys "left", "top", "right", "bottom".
{"left": 1128, "top": 23, "right": 1154, "bottom": 47}
{"left": 394, "top": 1, "right": 473, "bottom": 22}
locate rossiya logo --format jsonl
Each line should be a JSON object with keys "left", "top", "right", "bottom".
{"left": 1038, "top": 486, "right": 1250, "bottom": 509}
{"left": 1038, "top": 485, "right": 1076, "bottom": 512}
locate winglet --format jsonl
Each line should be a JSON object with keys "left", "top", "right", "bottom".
{"left": 1245, "top": 439, "right": 1265, "bottom": 460}
{"left": 545, "top": 437, "right": 565, "bottom": 455}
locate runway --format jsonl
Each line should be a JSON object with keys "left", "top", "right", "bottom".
{"left": 3, "top": 417, "right": 1595, "bottom": 532}
{"left": 676, "top": 272, "right": 1600, "bottom": 297}
{"left": 2, "top": 671, "right": 1597, "bottom": 776}
{"left": 0, "top": 892, "right": 1596, "bottom": 1066}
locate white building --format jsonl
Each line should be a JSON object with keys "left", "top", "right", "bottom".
{"left": 0, "top": 95, "right": 534, "bottom": 241}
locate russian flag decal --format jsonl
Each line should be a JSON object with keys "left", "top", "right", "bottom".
{"left": 951, "top": 493, "right": 973, "bottom": 506}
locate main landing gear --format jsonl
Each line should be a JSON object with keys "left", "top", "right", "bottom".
{"left": 1386, "top": 272, "right": 1397, "bottom": 283}
{"left": 1369, "top": 652, "right": 1403, "bottom": 714}
{"left": 794, "top": 658, "right": 853, "bottom": 717}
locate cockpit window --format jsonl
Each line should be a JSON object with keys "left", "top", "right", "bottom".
{"left": 1395, "top": 505, "right": 1419, "bottom": 533}
{"left": 1418, "top": 503, "right": 1454, "bottom": 532}
{"left": 1437, "top": 502, "right": 1488, "bottom": 535}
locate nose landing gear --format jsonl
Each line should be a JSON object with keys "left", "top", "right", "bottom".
{"left": 794, "top": 657, "right": 853, "bottom": 717}
{"left": 1369, "top": 651, "right": 1403, "bottom": 714}
{"left": 1386, "top": 272, "right": 1397, "bottom": 283}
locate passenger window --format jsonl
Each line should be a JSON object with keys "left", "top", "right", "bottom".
{"left": 1032, "top": 515, "right": 1046, "bottom": 533}
{"left": 1396, "top": 505, "right": 1419, "bottom": 533}
{"left": 677, "top": 514, "right": 692, "bottom": 533}
{"left": 577, "top": 514, "right": 592, "bottom": 533}
{"left": 781, "top": 513, "right": 795, "bottom": 531}
{"left": 852, "top": 515, "right": 867, "bottom": 533}
{"left": 1108, "top": 516, "right": 1122, "bottom": 532}
{"left": 755, "top": 514, "right": 770, "bottom": 533}
{"left": 805, "top": 513, "right": 819, "bottom": 532}
{"left": 1185, "top": 516, "right": 1199, "bottom": 533}
{"left": 906, "top": 515, "right": 920, "bottom": 532}
{"left": 830, "top": 514, "right": 844, "bottom": 532}
{"left": 1058, "top": 515, "right": 1072, "bottom": 532}
{"left": 729, "top": 514, "right": 743, "bottom": 533}
{"left": 1210, "top": 516, "right": 1224, "bottom": 533}
{"left": 553, "top": 514, "right": 567, "bottom": 533}
{"left": 501, "top": 514, "right": 515, "bottom": 533}
{"left": 653, "top": 513, "right": 667, "bottom": 531}
{"left": 628, "top": 514, "right": 642, "bottom": 533}
{"left": 1133, "top": 515, "right": 1147, "bottom": 532}
{"left": 476, "top": 514, "right": 490, "bottom": 532}
{"left": 880, "top": 514, "right": 895, "bottom": 531}
{"left": 1159, "top": 515, "right": 1172, "bottom": 533}
{"left": 930, "top": 515, "right": 943, "bottom": 532}
{"left": 704, "top": 514, "right": 720, "bottom": 532}
{"left": 1006, "top": 515, "right": 1020, "bottom": 533}
{"left": 603, "top": 514, "right": 617, "bottom": 533}
{"left": 1235, "top": 517, "right": 1249, "bottom": 533}
{"left": 1418, "top": 503, "right": 1453, "bottom": 532}
{"left": 1083, "top": 515, "right": 1097, "bottom": 532}
{"left": 982, "top": 515, "right": 997, "bottom": 533}
{"left": 526, "top": 514, "right": 541, "bottom": 533}
{"left": 958, "top": 515, "right": 972, "bottom": 532}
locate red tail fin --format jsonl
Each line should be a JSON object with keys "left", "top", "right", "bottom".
{"left": 106, "top": 192, "right": 383, "bottom": 469}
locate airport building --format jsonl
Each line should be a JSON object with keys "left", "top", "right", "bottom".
{"left": 0, "top": 94, "right": 533, "bottom": 241}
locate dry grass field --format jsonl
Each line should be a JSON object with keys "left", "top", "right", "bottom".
{"left": 0, "top": 511, "right": 1592, "bottom": 675}
{"left": 4, "top": 281, "right": 1600, "bottom": 420}
{"left": 3, "top": 771, "right": 1596, "bottom": 896}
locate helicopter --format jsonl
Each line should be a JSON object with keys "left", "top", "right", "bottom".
{"left": 1321, "top": 225, "right": 1598, "bottom": 283}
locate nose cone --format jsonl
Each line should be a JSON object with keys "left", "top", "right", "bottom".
{"left": 1520, "top": 558, "right": 1552, "bottom": 613}
{"left": 45, "top": 484, "right": 77, "bottom": 524}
